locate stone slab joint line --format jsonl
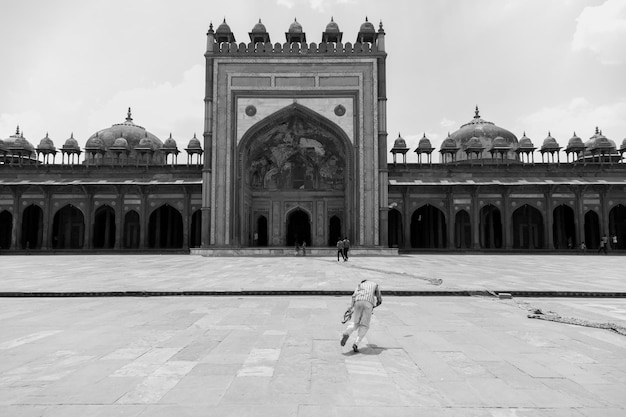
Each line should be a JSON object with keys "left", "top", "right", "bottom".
{"left": 314, "top": 258, "right": 444, "bottom": 286}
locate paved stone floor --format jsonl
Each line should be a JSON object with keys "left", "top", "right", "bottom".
{"left": 0, "top": 254, "right": 625, "bottom": 416}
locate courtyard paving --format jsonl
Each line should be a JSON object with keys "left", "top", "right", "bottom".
{"left": 0, "top": 254, "right": 625, "bottom": 416}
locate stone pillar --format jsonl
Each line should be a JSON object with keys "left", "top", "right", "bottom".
{"left": 11, "top": 188, "right": 20, "bottom": 250}
{"left": 545, "top": 186, "right": 553, "bottom": 250}
{"left": 182, "top": 187, "right": 190, "bottom": 250}
{"left": 503, "top": 190, "right": 511, "bottom": 249}
{"left": 447, "top": 190, "right": 455, "bottom": 249}
{"left": 402, "top": 188, "right": 411, "bottom": 249}
{"left": 84, "top": 192, "right": 93, "bottom": 250}
{"left": 139, "top": 190, "right": 148, "bottom": 249}
{"left": 42, "top": 190, "right": 51, "bottom": 250}
{"left": 115, "top": 186, "right": 123, "bottom": 250}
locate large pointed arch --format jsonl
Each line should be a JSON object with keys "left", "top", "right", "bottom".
{"left": 235, "top": 102, "right": 354, "bottom": 247}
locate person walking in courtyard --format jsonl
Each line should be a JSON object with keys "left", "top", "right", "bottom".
{"left": 342, "top": 236, "right": 350, "bottom": 261}
{"left": 336, "top": 237, "right": 345, "bottom": 261}
{"left": 340, "top": 279, "right": 382, "bottom": 353}
{"left": 611, "top": 234, "right": 618, "bottom": 250}
{"left": 598, "top": 234, "right": 608, "bottom": 254}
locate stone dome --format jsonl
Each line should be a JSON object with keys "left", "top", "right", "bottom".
{"left": 0, "top": 138, "right": 6, "bottom": 152}
{"left": 111, "top": 137, "right": 129, "bottom": 150}
{"left": 448, "top": 107, "right": 518, "bottom": 161}
{"left": 85, "top": 133, "right": 105, "bottom": 150}
{"left": 3, "top": 127, "right": 35, "bottom": 153}
{"left": 418, "top": 133, "right": 433, "bottom": 150}
{"left": 289, "top": 19, "right": 303, "bottom": 33}
{"left": 440, "top": 134, "right": 458, "bottom": 150}
{"left": 541, "top": 132, "right": 561, "bottom": 151}
{"left": 517, "top": 132, "right": 535, "bottom": 150}
{"left": 86, "top": 108, "right": 163, "bottom": 163}
{"left": 325, "top": 17, "right": 340, "bottom": 33}
{"left": 37, "top": 133, "right": 56, "bottom": 151}
{"left": 465, "top": 136, "right": 484, "bottom": 152}
{"left": 63, "top": 133, "right": 80, "bottom": 151}
{"left": 566, "top": 132, "right": 584, "bottom": 149}
{"left": 251, "top": 19, "right": 267, "bottom": 33}
{"left": 621, "top": 138, "right": 626, "bottom": 151}
{"left": 392, "top": 133, "right": 407, "bottom": 149}
{"left": 359, "top": 17, "right": 375, "bottom": 34}
{"left": 187, "top": 133, "right": 202, "bottom": 150}
{"left": 491, "top": 136, "right": 510, "bottom": 150}
{"left": 585, "top": 127, "right": 616, "bottom": 152}
{"left": 216, "top": 19, "right": 232, "bottom": 34}
{"left": 163, "top": 133, "right": 178, "bottom": 149}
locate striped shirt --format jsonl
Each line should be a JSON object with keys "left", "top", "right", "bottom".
{"left": 352, "top": 280, "right": 382, "bottom": 306}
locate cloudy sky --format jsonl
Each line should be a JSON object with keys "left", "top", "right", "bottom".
{"left": 1, "top": 0, "right": 625, "bottom": 162}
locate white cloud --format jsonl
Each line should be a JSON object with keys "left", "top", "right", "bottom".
{"left": 439, "top": 118, "right": 456, "bottom": 129}
{"left": 572, "top": 0, "right": 626, "bottom": 65}
{"left": 517, "top": 97, "right": 626, "bottom": 145}
{"left": 277, "top": 0, "right": 295, "bottom": 8}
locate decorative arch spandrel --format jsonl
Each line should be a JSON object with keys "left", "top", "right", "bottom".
{"left": 240, "top": 103, "right": 351, "bottom": 192}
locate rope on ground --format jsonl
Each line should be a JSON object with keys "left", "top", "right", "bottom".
{"left": 527, "top": 310, "right": 626, "bottom": 337}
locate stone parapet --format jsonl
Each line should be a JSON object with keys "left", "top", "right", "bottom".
{"left": 211, "top": 41, "right": 383, "bottom": 56}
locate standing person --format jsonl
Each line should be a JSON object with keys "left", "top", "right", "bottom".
{"left": 336, "top": 237, "right": 345, "bottom": 261}
{"left": 302, "top": 241, "right": 306, "bottom": 256}
{"left": 598, "top": 234, "right": 608, "bottom": 254}
{"left": 342, "top": 237, "right": 350, "bottom": 261}
{"left": 340, "top": 279, "right": 382, "bottom": 353}
{"left": 612, "top": 234, "right": 618, "bottom": 250}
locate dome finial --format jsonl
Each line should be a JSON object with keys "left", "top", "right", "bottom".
{"left": 474, "top": 105, "right": 480, "bottom": 119}
{"left": 365, "top": 16, "right": 369, "bottom": 22}
{"left": 379, "top": 20, "right": 384, "bottom": 31}
{"left": 126, "top": 107, "right": 133, "bottom": 122}
{"left": 16, "top": 125, "right": 20, "bottom": 135}
{"left": 331, "top": 16, "right": 334, "bottom": 22}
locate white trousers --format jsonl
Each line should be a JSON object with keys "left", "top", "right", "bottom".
{"left": 343, "top": 300, "right": 374, "bottom": 346}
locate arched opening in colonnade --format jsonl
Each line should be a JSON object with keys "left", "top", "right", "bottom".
{"left": 512, "top": 204, "right": 544, "bottom": 249}
{"left": 148, "top": 204, "right": 183, "bottom": 249}
{"left": 553, "top": 204, "right": 575, "bottom": 249}
{"left": 480, "top": 204, "right": 502, "bottom": 249}
{"left": 52, "top": 204, "right": 85, "bottom": 249}
{"left": 93, "top": 205, "right": 115, "bottom": 249}
{"left": 609, "top": 204, "right": 626, "bottom": 249}
{"left": 21, "top": 204, "right": 43, "bottom": 250}
{"left": 410, "top": 204, "right": 447, "bottom": 248}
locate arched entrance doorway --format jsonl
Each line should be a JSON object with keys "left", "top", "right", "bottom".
{"left": 93, "top": 205, "right": 115, "bottom": 249}
{"left": 21, "top": 204, "right": 43, "bottom": 249}
{"left": 480, "top": 204, "right": 502, "bottom": 249}
{"left": 455, "top": 210, "right": 471, "bottom": 249}
{"left": 553, "top": 204, "right": 575, "bottom": 249}
{"left": 0, "top": 210, "right": 12, "bottom": 249}
{"left": 584, "top": 210, "right": 600, "bottom": 249}
{"left": 52, "top": 204, "right": 85, "bottom": 249}
{"left": 287, "top": 209, "right": 311, "bottom": 247}
{"left": 512, "top": 204, "right": 544, "bottom": 249}
{"left": 410, "top": 204, "right": 447, "bottom": 248}
{"left": 238, "top": 103, "right": 352, "bottom": 247}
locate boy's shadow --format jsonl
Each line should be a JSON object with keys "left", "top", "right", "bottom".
{"left": 342, "top": 344, "right": 390, "bottom": 356}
